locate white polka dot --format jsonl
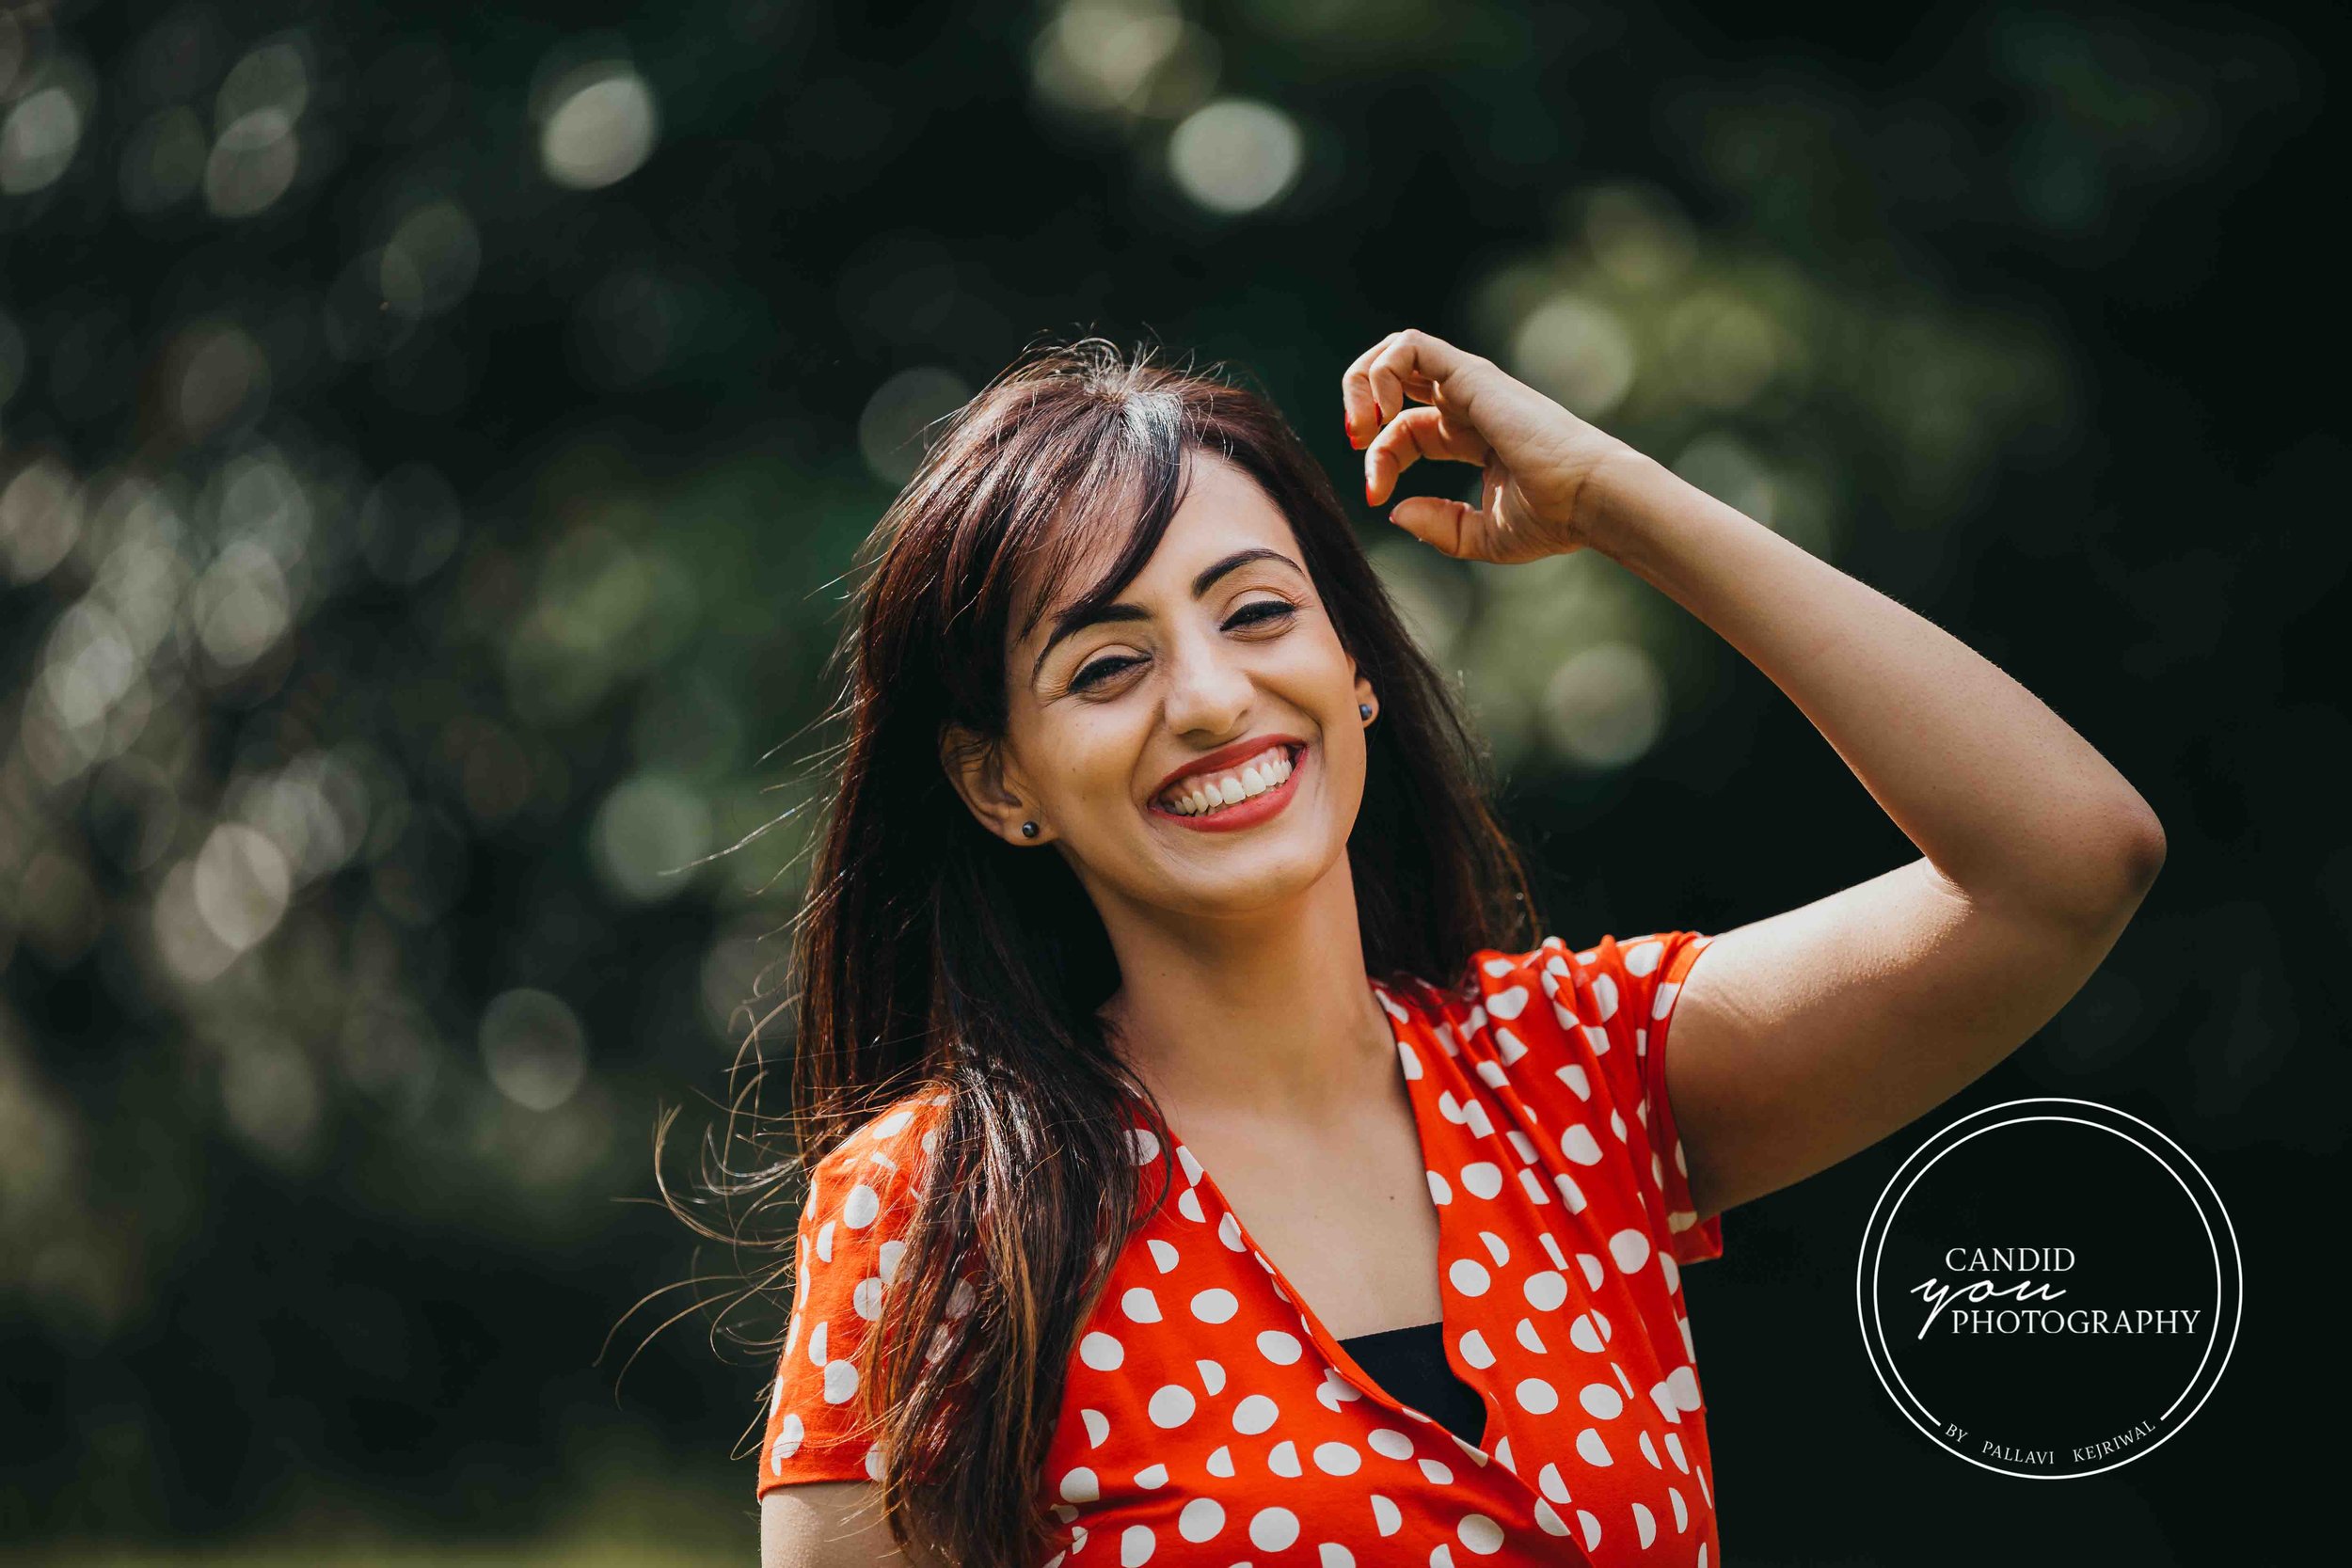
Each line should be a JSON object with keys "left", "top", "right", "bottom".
{"left": 1178, "top": 1497, "right": 1224, "bottom": 1543}
{"left": 1666, "top": 1433, "right": 1690, "bottom": 1471}
{"left": 869, "top": 1107, "right": 914, "bottom": 1139}
{"left": 1426, "top": 1169, "right": 1454, "bottom": 1205}
{"left": 1576, "top": 1428, "right": 1613, "bottom": 1466}
{"left": 1146, "top": 1238, "right": 1179, "bottom": 1273}
{"left": 1197, "top": 1358, "right": 1226, "bottom": 1395}
{"left": 1147, "top": 1385, "right": 1196, "bottom": 1428}
{"left": 1454, "top": 1327, "right": 1495, "bottom": 1370}
{"left": 1624, "top": 940, "right": 1662, "bottom": 975}
{"left": 1515, "top": 1378, "right": 1558, "bottom": 1414}
{"left": 1456, "top": 1513, "right": 1504, "bottom": 1555}
{"left": 1248, "top": 1507, "right": 1300, "bottom": 1552}
{"left": 1448, "top": 1259, "right": 1492, "bottom": 1296}
{"left": 877, "top": 1239, "right": 905, "bottom": 1284}
{"left": 1136, "top": 1462, "right": 1168, "bottom": 1488}
{"left": 1432, "top": 1545, "right": 1456, "bottom": 1568}
{"left": 1577, "top": 1253, "right": 1606, "bottom": 1290}
{"left": 853, "top": 1275, "right": 884, "bottom": 1322}
{"left": 1670, "top": 1485, "right": 1689, "bottom": 1531}
{"left": 1176, "top": 1188, "right": 1205, "bottom": 1223}
{"left": 1640, "top": 1430, "right": 1662, "bottom": 1468}
{"left": 1633, "top": 1502, "right": 1657, "bottom": 1547}
{"left": 1371, "top": 1494, "right": 1402, "bottom": 1536}
{"left": 1318, "top": 1545, "right": 1355, "bottom": 1568}
{"left": 1486, "top": 983, "right": 1530, "bottom": 1020}
{"left": 842, "top": 1182, "right": 881, "bottom": 1228}
{"left": 1058, "top": 1467, "right": 1099, "bottom": 1503}
{"left": 1122, "top": 1287, "right": 1163, "bottom": 1323}
{"left": 822, "top": 1360, "right": 858, "bottom": 1403}
{"left": 1523, "top": 1271, "right": 1568, "bottom": 1311}
{"left": 1668, "top": 1364, "right": 1702, "bottom": 1410}
{"left": 769, "top": 1413, "right": 803, "bottom": 1469}
{"left": 1553, "top": 1172, "right": 1588, "bottom": 1212}
{"left": 1661, "top": 1252, "right": 1681, "bottom": 1296}
{"left": 1269, "top": 1439, "right": 1301, "bottom": 1477}
{"left": 1618, "top": 1222, "right": 1656, "bottom": 1278}
{"left": 1079, "top": 1331, "right": 1123, "bottom": 1370}
{"left": 1460, "top": 1162, "right": 1503, "bottom": 1199}
{"left": 1217, "top": 1211, "right": 1247, "bottom": 1251}
{"left": 1120, "top": 1523, "right": 1155, "bottom": 1565}
{"left": 1190, "top": 1288, "right": 1239, "bottom": 1323}
{"left": 1313, "top": 1441, "right": 1361, "bottom": 1476}
{"left": 1257, "top": 1329, "right": 1303, "bottom": 1365}
{"left": 815, "top": 1220, "right": 835, "bottom": 1262}
{"left": 1537, "top": 1462, "right": 1570, "bottom": 1504}
{"left": 1580, "top": 1383, "right": 1625, "bottom": 1419}
{"left": 1517, "top": 1317, "right": 1549, "bottom": 1354}
{"left": 1560, "top": 1125, "right": 1602, "bottom": 1165}
{"left": 1127, "top": 1127, "right": 1160, "bottom": 1164}
{"left": 806, "top": 1319, "right": 829, "bottom": 1368}
{"left": 1577, "top": 1510, "right": 1602, "bottom": 1551}
{"left": 1176, "top": 1143, "right": 1203, "bottom": 1184}
{"left": 1532, "top": 1499, "right": 1568, "bottom": 1536}
{"left": 1418, "top": 1456, "right": 1454, "bottom": 1485}
{"left": 1479, "top": 1230, "right": 1510, "bottom": 1266}
{"left": 1367, "top": 1428, "right": 1414, "bottom": 1461}
{"left": 1591, "top": 973, "right": 1619, "bottom": 1021}
{"left": 1081, "top": 1408, "right": 1108, "bottom": 1447}
{"left": 864, "top": 1444, "right": 884, "bottom": 1481}
{"left": 1570, "top": 1313, "right": 1608, "bottom": 1353}
{"left": 1206, "top": 1444, "right": 1234, "bottom": 1478}
{"left": 1232, "top": 1394, "right": 1279, "bottom": 1434}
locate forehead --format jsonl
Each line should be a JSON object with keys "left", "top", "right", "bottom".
{"left": 1012, "top": 449, "right": 1295, "bottom": 640}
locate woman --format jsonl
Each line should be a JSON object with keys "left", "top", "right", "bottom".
{"left": 740, "top": 330, "right": 2165, "bottom": 1567}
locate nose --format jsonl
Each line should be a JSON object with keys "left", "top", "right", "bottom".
{"left": 1158, "top": 622, "right": 1257, "bottom": 739}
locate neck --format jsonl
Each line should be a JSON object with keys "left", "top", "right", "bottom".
{"left": 1089, "top": 851, "right": 1398, "bottom": 1132}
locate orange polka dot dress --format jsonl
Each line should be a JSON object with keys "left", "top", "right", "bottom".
{"left": 758, "top": 931, "right": 1727, "bottom": 1566}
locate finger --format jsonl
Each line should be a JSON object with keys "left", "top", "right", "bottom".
{"left": 1367, "top": 329, "right": 1478, "bottom": 429}
{"left": 1387, "top": 494, "right": 1486, "bottom": 559}
{"left": 1340, "top": 332, "right": 1402, "bottom": 449}
{"left": 1363, "top": 405, "right": 1492, "bottom": 508}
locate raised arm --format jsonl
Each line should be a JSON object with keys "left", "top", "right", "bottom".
{"left": 1579, "top": 452, "right": 2162, "bottom": 1219}
{"left": 1345, "top": 328, "right": 2166, "bottom": 1223}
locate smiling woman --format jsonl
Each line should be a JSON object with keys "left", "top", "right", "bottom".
{"left": 696, "top": 329, "right": 2162, "bottom": 1568}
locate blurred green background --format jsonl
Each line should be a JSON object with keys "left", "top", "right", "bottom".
{"left": 1, "top": 1, "right": 2340, "bottom": 1563}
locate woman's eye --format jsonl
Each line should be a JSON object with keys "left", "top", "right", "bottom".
{"left": 1227, "top": 599, "right": 1297, "bottom": 630}
{"left": 1071, "top": 655, "right": 1143, "bottom": 692}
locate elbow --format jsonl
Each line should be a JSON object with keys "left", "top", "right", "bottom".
{"left": 2117, "top": 801, "right": 2168, "bottom": 899}
{"left": 2057, "top": 799, "right": 2167, "bottom": 932}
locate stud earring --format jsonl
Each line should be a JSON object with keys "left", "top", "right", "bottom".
{"left": 1359, "top": 702, "right": 1374, "bottom": 721}
{"left": 1021, "top": 820, "right": 1039, "bottom": 838}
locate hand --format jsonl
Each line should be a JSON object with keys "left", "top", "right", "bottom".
{"left": 1341, "top": 327, "right": 1645, "bottom": 562}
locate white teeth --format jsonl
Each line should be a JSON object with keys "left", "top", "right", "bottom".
{"left": 1160, "top": 746, "right": 1296, "bottom": 816}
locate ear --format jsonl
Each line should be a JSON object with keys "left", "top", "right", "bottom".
{"left": 939, "top": 721, "right": 1049, "bottom": 845}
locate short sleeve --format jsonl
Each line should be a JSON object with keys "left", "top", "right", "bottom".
{"left": 755, "top": 1096, "right": 940, "bottom": 1497}
{"left": 1478, "top": 930, "right": 1724, "bottom": 1266}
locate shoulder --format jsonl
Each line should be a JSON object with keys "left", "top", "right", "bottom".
{"left": 800, "top": 1088, "right": 950, "bottom": 1242}
{"left": 1459, "top": 930, "right": 1713, "bottom": 1022}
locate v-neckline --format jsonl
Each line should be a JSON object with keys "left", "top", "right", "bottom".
{"left": 1141, "top": 974, "right": 1502, "bottom": 1457}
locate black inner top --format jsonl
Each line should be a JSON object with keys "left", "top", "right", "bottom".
{"left": 1334, "top": 1320, "right": 1488, "bottom": 1449}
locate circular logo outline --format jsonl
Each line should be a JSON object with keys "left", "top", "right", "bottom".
{"left": 1853, "top": 1096, "right": 2243, "bottom": 1479}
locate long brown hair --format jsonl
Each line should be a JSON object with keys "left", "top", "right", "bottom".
{"left": 675, "top": 337, "right": 1537, "bottom": 1566}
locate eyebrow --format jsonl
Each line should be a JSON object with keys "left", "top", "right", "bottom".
{"left": 1030, "top": 546, "right": 1305, "bottom": 685}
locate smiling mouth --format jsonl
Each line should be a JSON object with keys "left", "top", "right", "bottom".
{"left": 1151, "top": 742, "right": 1306, "bottom": 819}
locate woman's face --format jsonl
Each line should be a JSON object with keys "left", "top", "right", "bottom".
{"left": 962, "top": 449, "right": 1375, "bottom": 921}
